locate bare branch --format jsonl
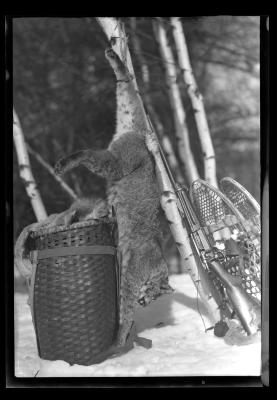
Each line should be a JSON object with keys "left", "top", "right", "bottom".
{"left": 27, "top": 143, "right": 78, "bottom": 201}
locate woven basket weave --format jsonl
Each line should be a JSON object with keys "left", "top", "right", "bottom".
{"left": 28, "top": 218, "right": 118, "bottom": 366}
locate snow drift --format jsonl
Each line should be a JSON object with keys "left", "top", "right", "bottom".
{"left": 14, "top": 273, "right": 261, "bottom": 377}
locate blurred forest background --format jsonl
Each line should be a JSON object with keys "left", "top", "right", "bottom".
{"left": 13, "top": 17, "right": 260, "bottom": 258}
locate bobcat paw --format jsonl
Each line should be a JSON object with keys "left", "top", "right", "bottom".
{"left": 54, "top": 160, "right": 65, "bottom": 176}
{"left": 116, "top": 320, "right": 136, "bottom": 348}
{"left": 105, "top": 47, "right": 117, "bottom": 60}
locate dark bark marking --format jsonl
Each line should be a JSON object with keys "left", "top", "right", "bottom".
{"left": 162, "top": 190, "right": 173, "bottom": 198}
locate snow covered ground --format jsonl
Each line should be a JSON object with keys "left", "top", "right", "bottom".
{"left": 14, "top": 273, "right": 261, "bottom": 377}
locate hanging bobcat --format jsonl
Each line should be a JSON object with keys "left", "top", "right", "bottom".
{"left": 55, "top": 48, "right": 173, "bottom": 348}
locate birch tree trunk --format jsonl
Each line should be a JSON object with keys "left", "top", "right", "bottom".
{"left": 13, "top": 109, "right": 47, "bottom": 221}
{"left": 130, "top": 17, "right": 184, "bottom": 185}
{"left": 146, "top": 130, "right": 221, "bottom": 325}
{"left": 97, "top": 17, "right": 220, "bottom": 325}
{"left": 96, "top": 17, "right": 137, "bottom": 86}
{"left": 96, "top": 17, "right": 150, "bottom": 135}
{"left": 171, "top": 17, "right": 217, "bottom": 187}
{"left": 153, "top": 19, "right": 200, "bottom": 185}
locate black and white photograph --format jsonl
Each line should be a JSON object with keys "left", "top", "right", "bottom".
{"left": 8, "top": 16, "right": 269, "bottom": 386}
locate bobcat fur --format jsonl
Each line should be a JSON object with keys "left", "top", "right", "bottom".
{"left": 14, "top": 197, "right": 109, "bottom": 280}
{"left": 55, "top": 48, "right": 173, "bottom": 347}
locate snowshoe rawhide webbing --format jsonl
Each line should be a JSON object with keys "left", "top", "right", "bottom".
{"left": 190, "top": 179, "right": 261, "bottom": 334}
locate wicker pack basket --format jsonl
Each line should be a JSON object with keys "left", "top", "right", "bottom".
{"left": 27, "top": 217, "right": 119, "bottom": 366}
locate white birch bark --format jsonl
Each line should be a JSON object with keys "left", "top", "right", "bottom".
{"left": 96, "top": 17, "right": 149, "bottom": 134}
{"left": 96, "top": 17, "right": 137, "bottom": 85}
{"left": 154, "top": 20, "right": 200, "bottom": 185}
{"left": 171, "top": 17, "right": 217, "bottom": 187}
{"left": 146, "top": 130, "right": 221, "bottom": 325}
{"left": 130, "top": 17, "right": 184, "bottom": 185}
{"left": 13, "top": 109, "right": 47, "bottom": 221}
{"left": 97, "top": 18, "right": 220, "bottom": 325}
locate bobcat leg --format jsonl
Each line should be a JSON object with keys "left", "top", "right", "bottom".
{"left": 116, "top": 272, "right": 140, "bottom": 347}
{"left": 105, "top": 48, "right": 133, "bottom": 82}
{"left": 105, "top": 48, "right": 148, "bottom": 137}
{"left": 55, "top": 149, "right": 122, "bottom": 180}
{"left": 55, "top": 150, "right": 90, "bottom": 175}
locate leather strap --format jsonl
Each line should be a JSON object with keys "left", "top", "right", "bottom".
{"left": 28, "top": 250, "right": 38, "bottom": 325}
{"left": 30, "top": 245, "right": 116, "bottom": 260}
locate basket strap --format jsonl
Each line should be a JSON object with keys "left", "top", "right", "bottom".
{"left": 31, "top": 245, "right": 116, "bottom": 260}
{"left": 28, "top": 250, "right": 39, "bottom": 325}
